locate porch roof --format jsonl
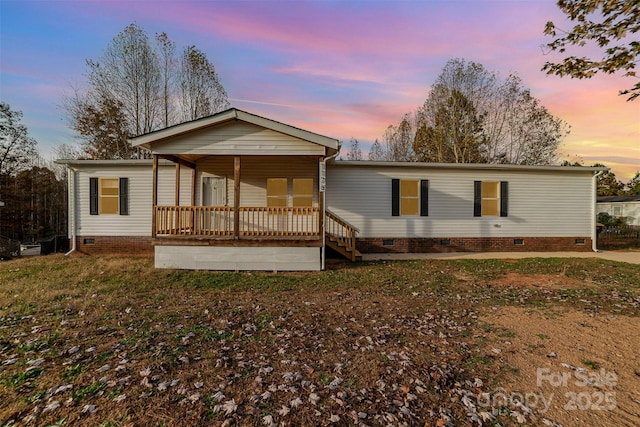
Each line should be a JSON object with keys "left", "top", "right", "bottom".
{"left": 128, "top": 108, "right": 340, "bottom": 159}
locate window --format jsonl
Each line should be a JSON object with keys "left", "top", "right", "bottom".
{"left": 292, "top": 179, "right": 313, "bottom": 207}
{"left": 474, "top": 181, "right": 508, "bottom": 217}
{"left": 613, "top": 206, "right": 622, "bottom": 216}
{"left": 99, "top": 178, "right": 119, "bottom": 214}
{"left": 400, "top": 180, "right": 419, "bottom": 215}
{"left": 267, "top": 178, "right": 315, "bottom": 207}
{"left": 90, "top": 177, "right": 128, "bottom": 215}
{"left": 267, "top": 178, "right": 288, "bottom": 207}
{"left": 481, "top": 181, "right": 499, "bottom": 216}
{"left": 391, "top": 179, "right": 429, "bottom": 216}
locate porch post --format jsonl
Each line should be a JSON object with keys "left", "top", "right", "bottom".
{"left": 319, "top": 158, "right": 326, "bottom": 269}
{"left": 318, "top": 159, "right": 325, "bottom": 236}
{"left": 175, "top": 163, "right": 180, "bottom": 206}
{"left": 174, "top": 163, "right": 180, "bottom": 232}
{"left": 152, "top": 154, "right": 158, "bottom": 238}
{"left": 234, "top": 156, "right": 241, "bottom": 239}
{"left": 191, "top": 167, "right": 196, "bottom": 206}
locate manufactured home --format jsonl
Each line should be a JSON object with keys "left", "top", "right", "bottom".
{"left": 61, "top": 108, "right": 604, "bottom": 271}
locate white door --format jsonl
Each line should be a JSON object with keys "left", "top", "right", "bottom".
{"left": 202, "top": 177, "right": 226, "bottom": 206}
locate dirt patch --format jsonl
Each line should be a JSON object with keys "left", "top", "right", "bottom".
{"left": 491, "top": 272, "right": 590, "bottom": 289}
{"left": 483, "top": 306, "right": 640, "bottom": 426}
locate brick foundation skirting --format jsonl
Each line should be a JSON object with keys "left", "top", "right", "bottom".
{"left": 75, "top": 236, "right": 153, "bottom": 255}
{"left": 357, "top": 237, "right": 593, "bottom": 253}
{"left": 74, "top": 235, "right": 593, "bottom": 256}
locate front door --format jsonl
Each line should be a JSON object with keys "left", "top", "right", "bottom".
{"left": 202, "top": 176, "right": 226, "bottom": 206}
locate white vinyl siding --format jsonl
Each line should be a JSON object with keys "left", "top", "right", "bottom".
{"left": 150, "top": 122, "right": 325, "bottom": 156}
{"left": 75, "top": 163, "right": 191, "bottom": 236}
{"left": 195, "top": 156, "right": 318, "bottom": 207}
{"left": 326, "top": 164, "right": 595, "bottom": 238}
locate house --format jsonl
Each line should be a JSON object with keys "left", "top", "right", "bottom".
{"left": 61, "top": 108, "right": 605, "bottom": 271}
{"left": 597, "top": 195, "right": 640, "bottom": 226}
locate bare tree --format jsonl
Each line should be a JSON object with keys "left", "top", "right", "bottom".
{"left": 65, "top": 23, "right": 230, "bottom": 160}
{"left": 368, "top": 114, "right": 416, "bottom": 162}
{"left": 345, "top": 138, "right": 363, "bottom": 160}
{"left": 180, "top": 46, "right": 230, "bottom": 122}
{"left": 155, "top": 32, "right": 176, "bottom": 128}
{"left": 368, "top": 139, "right": 390, "bottom": 161}
{"left": 87, "top": 23, "right": 162, "bottom": 136}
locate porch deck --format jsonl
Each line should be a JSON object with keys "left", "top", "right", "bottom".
{"left": 153, "top": 206, "right": 360, "bottom": 262}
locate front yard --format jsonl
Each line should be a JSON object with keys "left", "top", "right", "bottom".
{"left": 1, "top": 255, "right": 639, "bottom": 426}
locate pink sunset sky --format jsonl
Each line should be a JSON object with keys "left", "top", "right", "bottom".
{"left": 1, "top": 0, "right": 638, "bottom": 180}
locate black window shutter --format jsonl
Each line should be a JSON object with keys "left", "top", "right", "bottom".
{"left": 119, "top": 177, "right": 129, "bottom": 215}
{"left": 473, "top": 181, "right": 482, "bottom": 217}
{"left": 420, "top": 179, "right": 429, "bottom": 216}
{"left": 90, "top": 178, "right": 98, "bottom": 215}
{"left": 500, "top": 181, "right": 508, "bottom": 217}
{"left": 391, "top": 179, "right": 400, "bottom": 216}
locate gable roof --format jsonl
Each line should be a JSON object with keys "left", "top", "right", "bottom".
{"left": 129, "top": 108, "right": 340, "bottom": 155}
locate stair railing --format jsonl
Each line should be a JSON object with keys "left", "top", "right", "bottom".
{"left": 325, "top": 209, "right": 360, "bottom": 260}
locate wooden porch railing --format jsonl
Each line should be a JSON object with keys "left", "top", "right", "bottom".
{"left": 155, "top": 206, "right": 234, "bottom": 236}
{"left": 154, "top": 206, "right": 320, "bottom": 237}
{"left": 325, "top": 209, "right": 360, "bottom": 261}
{"left": 239, "top": 207, "right": 319, "bottom": 236}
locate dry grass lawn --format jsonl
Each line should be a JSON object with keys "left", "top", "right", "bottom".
{"left": 0, "top": 254, "right": 639, "bottom": 426}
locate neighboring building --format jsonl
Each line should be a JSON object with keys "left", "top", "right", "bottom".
{"left": 597, "top": 195, "right": 640, "bottom": 226}
{"left": 60, "top": 108, "right": 605, "bottom": 271}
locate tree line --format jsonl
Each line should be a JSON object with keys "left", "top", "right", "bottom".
{"left": 0, "top": 103, "right": 67, "bottom": 243}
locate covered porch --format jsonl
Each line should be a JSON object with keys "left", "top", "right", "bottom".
{"left": 150, "top": 154, "right": 324, "bottom": 242}
{"left": 130, "top": 108, "right": 358, "bottom": 270}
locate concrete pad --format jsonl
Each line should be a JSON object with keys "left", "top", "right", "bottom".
{"left": 361, "top": 251, "right": 640, "bottom": 265}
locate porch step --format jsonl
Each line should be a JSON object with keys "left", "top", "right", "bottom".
{"left": 326, "top": 234, "right": 362, "bottom": 262}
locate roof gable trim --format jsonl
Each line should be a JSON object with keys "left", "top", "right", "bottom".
{"left": 129, "top": 108, "right": 339, "bottom": 152}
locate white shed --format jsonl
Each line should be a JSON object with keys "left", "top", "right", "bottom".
{"left": 597, "top": 195, "right": 640, "bottom": 226}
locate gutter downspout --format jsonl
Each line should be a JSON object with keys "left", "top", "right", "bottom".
{"left": 65, "top": 166, "right": 77, "bottom": 256}
{"left": 592, "top": 170, "right": 604, "bottom": 252}
{"left": 321, "top": 148, "right": 340, "bottom": 271}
